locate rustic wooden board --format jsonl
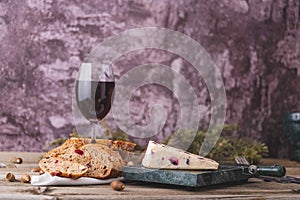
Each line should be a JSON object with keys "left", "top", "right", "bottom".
{"left": 0, "top": 152, "right": 300, "bottom": 200}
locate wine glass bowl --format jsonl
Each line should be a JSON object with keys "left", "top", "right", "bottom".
{"left": 75, "top": 63, "right": 115, "bottom": 143}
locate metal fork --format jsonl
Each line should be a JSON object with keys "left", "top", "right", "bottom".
{"left": 234, "top": 155, "right": 259, "bottom": 175}
{"left": 235, "top": 155, "right": 250, "bottom": 166}
{"left": 234, "top": 156, "right": 299, "bottom": 184}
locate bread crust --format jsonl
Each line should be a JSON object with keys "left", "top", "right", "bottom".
{"left": 74, "top": 137, "right": 136, "bottom": 151}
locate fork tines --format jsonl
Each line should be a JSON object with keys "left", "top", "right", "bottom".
{"left": 235, "top": 155, "right": 250, "bottom": 166}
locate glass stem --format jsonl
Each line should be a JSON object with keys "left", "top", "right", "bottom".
{"left": 91, "top": 122, "right": 96, "bottom": 144}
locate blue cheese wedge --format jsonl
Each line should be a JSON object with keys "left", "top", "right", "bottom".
{"left": 142, "top": 141, "right": 219, "bottom": 170}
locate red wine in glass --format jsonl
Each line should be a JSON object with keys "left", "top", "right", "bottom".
{"left": 75, "top": 63, "right": 115, "bottom": 143}
{"left": 75, "top": 81, "right": 115, "bottom": 121}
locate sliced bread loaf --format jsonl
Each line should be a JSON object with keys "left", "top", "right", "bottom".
{"left": 42, "top": 138, "right": 126, "bottom": 179}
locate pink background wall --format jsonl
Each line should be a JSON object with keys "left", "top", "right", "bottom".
{"left": 0, "top": 0, "right": 299, "bottom": 157}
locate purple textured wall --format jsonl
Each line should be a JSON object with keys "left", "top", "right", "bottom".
{"left": 0, "top": 0, "right": 299, "bottom": 157}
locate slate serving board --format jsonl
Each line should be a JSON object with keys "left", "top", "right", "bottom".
{"left": 124, "top": 165, "right": 253, "bottom": 188}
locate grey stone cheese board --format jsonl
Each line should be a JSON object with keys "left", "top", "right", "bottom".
{"left": 123, "top": 165, "right": 253, "bottom": 188}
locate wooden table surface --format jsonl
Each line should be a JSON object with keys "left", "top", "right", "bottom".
{"left": 0, "top": 152, "right": 300, "bottom": 200}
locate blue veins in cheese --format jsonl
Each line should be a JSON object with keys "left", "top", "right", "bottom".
{"left": 142, "top": 141, "right": 219, "bottom": 170}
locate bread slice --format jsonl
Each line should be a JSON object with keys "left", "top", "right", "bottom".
{"left": 142, "top": 141, "right": 219, "bottom": 170}
{"left": 39, "top": 157, "right": 88, "bottom": 179}
{"left": 84, "top": 144, "right": 125, "bottom": 179}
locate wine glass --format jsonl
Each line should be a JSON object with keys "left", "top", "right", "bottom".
{"left": 75, "top": 62, "right": 115, "bottom": 143}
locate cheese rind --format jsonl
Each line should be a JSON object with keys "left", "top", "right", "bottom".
{"left": 142, "top": 141, "right": 219, "bottom": 170}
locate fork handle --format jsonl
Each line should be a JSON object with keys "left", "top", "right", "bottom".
{"left": 257, "top": 165, "right": 286, "bottom": 177}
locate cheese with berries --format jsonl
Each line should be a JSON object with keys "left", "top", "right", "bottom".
{"left": 142, "top": 141, "right": 219, "bottom": 170}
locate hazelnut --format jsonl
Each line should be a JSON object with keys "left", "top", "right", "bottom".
{"left": 110, "top": 180, "right": 125, "bottom": 191}
{"left": 10, "top": 157, "right": 23, "bottom": 164}
{"left": 31, "top": 166, "right": 41, "bottom": 172}
{"left": 6, "top": 172, "right": 16, "bottom": 182}
{"left": 21, "top": 173, "right": 31, "bottom": 183}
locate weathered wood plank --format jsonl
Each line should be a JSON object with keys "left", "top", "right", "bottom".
{"left": 0, "top": 152, "right": 300, "bottom": 199}
{"left": 0, "top": 194, "right": 55, "bottom": 200}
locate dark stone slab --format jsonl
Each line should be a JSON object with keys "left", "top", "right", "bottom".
{"left": 124, "top": 165, "right": 252, "bottom": 188}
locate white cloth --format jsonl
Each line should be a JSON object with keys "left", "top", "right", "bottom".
{"left": 31, "top": 173, "right": 123, "bottom": 186}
